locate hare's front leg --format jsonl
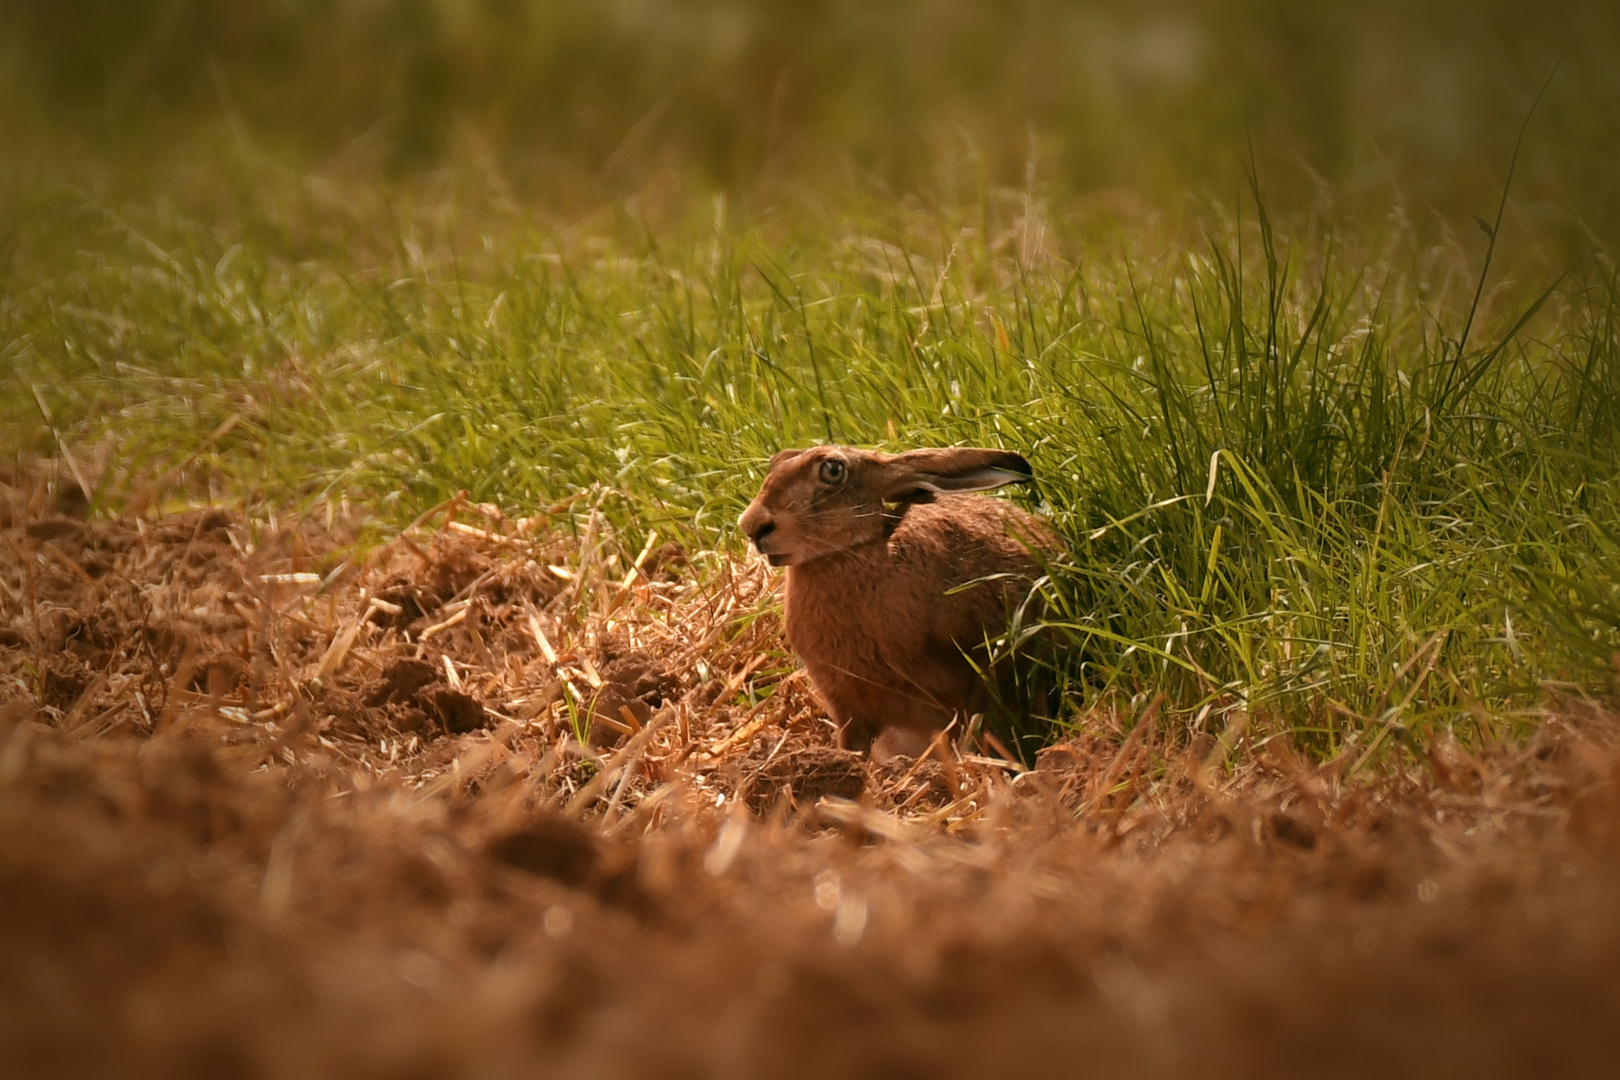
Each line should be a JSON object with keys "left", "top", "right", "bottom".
{"left": 816, "top": 687, "right": 882, "bottom": 752}
{"left": 816, "top": 674, "right": 942, "bottom": 758}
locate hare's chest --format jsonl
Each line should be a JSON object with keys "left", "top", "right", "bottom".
{"left": 782, "top": 566, "right": 892, "bottom": 668}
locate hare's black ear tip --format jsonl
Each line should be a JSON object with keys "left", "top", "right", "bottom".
{"left": 971, "top": 454, "right": 1034, "bottom": 489}
{"left": 997, "top": 452, "right": 1035, "bottom": 480}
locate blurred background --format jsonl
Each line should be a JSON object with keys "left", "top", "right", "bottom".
{"left": 2, "top": 0, "right": 1615, "bottom": 244}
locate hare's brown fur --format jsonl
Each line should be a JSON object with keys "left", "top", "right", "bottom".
{"left": 739, "top": 445, "right": 1056, "bottom": 758}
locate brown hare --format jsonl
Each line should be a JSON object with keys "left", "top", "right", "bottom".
{"left": 739, "top": 445, "right": 1058, "bottom": 760}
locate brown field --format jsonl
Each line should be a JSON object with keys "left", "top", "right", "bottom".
{"left": 4, "top": 462, "right": 1620, "bottom": 1079}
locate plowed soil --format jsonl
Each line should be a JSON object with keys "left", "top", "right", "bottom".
{"left": 4, "top": 467, "right": 1620, "bottom": 1079}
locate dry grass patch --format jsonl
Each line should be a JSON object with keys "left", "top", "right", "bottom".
{"left": 4, "top": 462, "right": 1620, "bottom": 1078}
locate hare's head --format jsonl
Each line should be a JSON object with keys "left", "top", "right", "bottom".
{"left": 739, "top": 445, "right": 1033, "bottom": 566}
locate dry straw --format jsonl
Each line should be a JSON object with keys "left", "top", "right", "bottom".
{"left": 5, "top": 461, "right": 1620, "bottom": 1076}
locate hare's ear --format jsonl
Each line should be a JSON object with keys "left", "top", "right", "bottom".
{"left": 878, "top": 448, "right": 1034, "bottom": 503}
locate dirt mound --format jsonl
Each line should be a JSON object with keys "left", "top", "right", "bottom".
{"left": 4, "top": 470, "right": 1620, "bottom": 1077}
{"left": 745, "top": 744, "right": 870, "bottom": 811}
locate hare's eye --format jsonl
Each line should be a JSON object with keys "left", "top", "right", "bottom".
{"left": 818, "top": 458, "right": 847, "bottom": 485}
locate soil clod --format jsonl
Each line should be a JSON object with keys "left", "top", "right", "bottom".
{"left": 489, "top": 815, "right": 600, "bottom": 886}
{"left": 748, "top": 745, "right": 869, "bottom": 811}
{"left": 25, "top": 518, "right": 84, "bottom": 542}
{"left": 426, "top": 687, "right": 488, "bottom": 734}
{"left": 366, "top": 657, "right": 441, "bottom": 708}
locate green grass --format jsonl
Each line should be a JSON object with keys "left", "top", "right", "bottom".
{"left": 5, "top": 1, "right": 1620, "bottom": 762}
{"left": 6, "top": 149, "right": 1619, "bottom": 761}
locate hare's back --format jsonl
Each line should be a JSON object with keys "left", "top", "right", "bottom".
{"left": 889, "top": 494, "right": 1053, "bottom": 571}
{"left": 884, "top": 495, "right": 1051, "bottom": 635}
